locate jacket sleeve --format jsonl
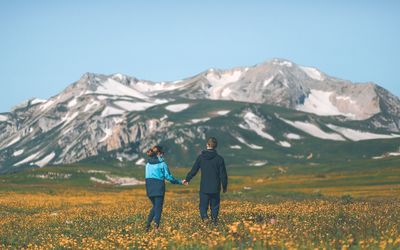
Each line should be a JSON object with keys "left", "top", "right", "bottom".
{"left": 185, "top": 156, "right": 201, "bottom": 182}
{"left": 219, "top": 158, "right": 228, "bottom": 192}
{"left": 162, "top": 162, "right": 182, "bottom": 184}
{"left": 144, "top": 163, "right": 149, "bottom": 178}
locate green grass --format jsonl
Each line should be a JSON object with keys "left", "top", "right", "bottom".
{"left": 1, "top": 156, "right": 400, "bottom": 199}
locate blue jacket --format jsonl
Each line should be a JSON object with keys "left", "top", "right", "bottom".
{"left": 145, "top": 156, "right": 182, "bottom": 197}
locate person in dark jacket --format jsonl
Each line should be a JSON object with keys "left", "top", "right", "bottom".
{"left": 145, "top": 145, "right": 184, "bottom": 232}
{"left": 183, "top": 137, "right": 228, "bottom": 223}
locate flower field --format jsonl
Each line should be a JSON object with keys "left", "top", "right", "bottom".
{"left": 1, "top": 189, "right": 399, "bottom": 249}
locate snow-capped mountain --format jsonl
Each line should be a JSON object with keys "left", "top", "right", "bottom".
{"left": 162, "top": 59, "right": 390, "bottom": 120}
{"left": 1, "top": 58, "right": 399, "bottom": 172}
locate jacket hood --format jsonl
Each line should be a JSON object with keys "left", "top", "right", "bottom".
{"left": 201, "top": 149, "right": 217, "bottom": 160}
{"left": 147, "top": 156, "right": 162, "bottom": 164}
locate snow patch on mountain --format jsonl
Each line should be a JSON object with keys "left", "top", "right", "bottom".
{"left": 300, "top": 66, "right": 324, "bottom": 81}
{"left": 31, "top": 98, "right": 47, "bottom": 105}
{"left": 34, "top": 152, "right": 56, "bottom": 167}
{"left": 89, "top": 78, "right": 149, "bottom": 99}
{"left": 336, "top": 96, "right": 357, "bottom": 104}
{"left": 236, "top": 136, "right": 263, "bottom": 149}
{"left": 326, "top": 124, "right": 400, "bottom": 141}
{"left": 240, "top": 111, "right": 275, "bottom": 141}
{"left": 297, "top": 90, "right": 354, "bottom": 118}
{"left": 373, "top": 152, "right": 400, "bottom": 160}
{"left": 165, "top": 103, "right": 190, "bottom": 112}
{"left": 278, "top": 141, "right": 291, "bottom": 148}
{"left": 101, "top": 106, "right": 125, "bottom": 117}
{"left": 263, "top": 76, "right": 274, "bottom": 87}
{"left": 249, "top": 160, "right": 268, "bottom": 166}
{"left": 153, "top": 99, "right": 169, "bottom": 104}
{"left": 133, "top": 80, "right": 186, "bottom": 92}
{"left": 0, "top": 115, "right": 7, "bottom": 121}
{"left": 135, "top": 158, "right": 146, "bottom": 165}
{"left": 61, "top": 112, "right": 79, "bottom": 125}
{"left": 3, "top": 136, "right": 21, "bottom": 149}
{"left": 14, "top": 151, "right": 41, "bottom": 166}
{"left": 221, "top": 88, "right": 232, "bottom": 97}
{"left": 112, "top": 73, "right": 125, "bottom": 80}
{"left": 67, "top": 98, "right": 78, "bottom": 108}
{"left": 279, "top": 117, "right": 346, "bottom": 141}
{"left": 216, "top": 110, "right": 230, "bottom": 116}
{"left": 96, "top": 95, "right": 108, "bottom": 101}
{"left": 114, "top": 101, "right": 155, "bottom": 111}
{"left": 40, "top": 100, "right": 55, "bottom": 111}
{"left": 230, "top": 145, "right": 242, "bottom": 149}
{"left": 189, "top": 118, "right": 210, "bottom": 124}
{"left": 273, "top": 59, "right": 293, "bottom": 67}
{"left": 84, "top": 101, "right": 100, "bottom": 112}
{"left": 13, "top": 149, "right": 24, "bottom": 156}
{"left": 285, "top": 133, "right": 302, "bottom": 140}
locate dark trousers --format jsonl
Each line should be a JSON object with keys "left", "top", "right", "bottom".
{"left": 199, "top": 192, "right": 220, "bottom": 221}
{"left": 146, "top": 195, "right": 164, "bottom": 227}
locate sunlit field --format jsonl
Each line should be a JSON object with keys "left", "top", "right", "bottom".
{"left": 1, "top": 162, "right": 400, "bottom": 249}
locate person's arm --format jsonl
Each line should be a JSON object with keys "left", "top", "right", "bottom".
{"left": 185, "top": 156, "right": 201, "bottom": 182}
{"left": 162, "top": 162, "right": 182, "bottom": 184}
{"left": 220, "top": 158, "right": 228, "bottom": 193}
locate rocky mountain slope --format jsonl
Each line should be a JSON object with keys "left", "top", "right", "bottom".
{"left": 1, "top": 59, "right": 399, "bottom": 172}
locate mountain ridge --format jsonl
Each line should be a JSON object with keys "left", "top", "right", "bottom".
{"left": 1, "top": 58, "right": 399, "bottom": 172}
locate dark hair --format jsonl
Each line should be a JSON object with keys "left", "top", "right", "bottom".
{"left": 146, "top": 145, "right": 163, "bottom": 157}
{"left": 146, "top": 149, "right": 155, "bottom": 157}
{"left": 207, "top": 137, "right": 218, "bottom": 149}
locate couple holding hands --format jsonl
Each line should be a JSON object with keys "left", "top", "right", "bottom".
{"left": 144, "top": 137, "right": 228, "bottom": 232}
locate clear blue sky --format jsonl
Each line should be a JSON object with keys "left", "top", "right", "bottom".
{"left": 1, "top": 0, "right": 399, "bottom": 112}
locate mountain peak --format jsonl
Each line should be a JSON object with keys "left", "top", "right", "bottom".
{"left": 80, "top": 72, "right": 100, "bottom": 80}
{"left": 270, "top": 58, "right": 295, "bottom": 67}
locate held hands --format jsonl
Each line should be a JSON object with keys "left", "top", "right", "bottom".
{"left": 182, "top": 179, "right": 189, "bottom": 186}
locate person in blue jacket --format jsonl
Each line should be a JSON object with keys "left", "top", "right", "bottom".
{"left": 145, "top": 145, "right": 185, "bottom": 232}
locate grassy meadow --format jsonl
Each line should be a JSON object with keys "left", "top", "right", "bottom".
{"left": 0, "top": 158, "right": 400, "bottom": 249}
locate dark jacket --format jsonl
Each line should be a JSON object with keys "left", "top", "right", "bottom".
{"left": 185, "top": 149, "right": 228, "bottom": 194}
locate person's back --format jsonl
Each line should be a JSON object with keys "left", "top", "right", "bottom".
{"left": 145, "top": 154, "right": 180, "bottom": 197}
{"left": 144, "top": 146, "right": 183, "bottom": 232}
{"left": 194, "top": 149, "right": 226, "bottom": 194}
{"left": 184, "top": 137, "right": 228, "bottom": 223}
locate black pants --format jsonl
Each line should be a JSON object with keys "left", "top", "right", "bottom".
{"left": 199, "top": 192, "right": 220, "bottom": 221}
{"left": 146, "top": 195, "right": 164, "bottom": 227}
